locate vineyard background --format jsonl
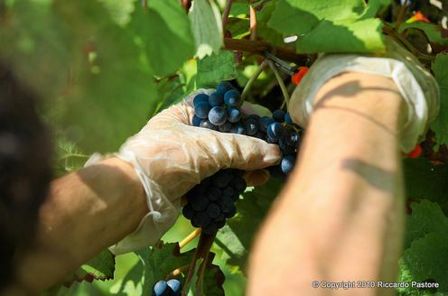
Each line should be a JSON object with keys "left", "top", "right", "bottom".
{"left": 1, "top": 0, "right": 448, "bottom": 295}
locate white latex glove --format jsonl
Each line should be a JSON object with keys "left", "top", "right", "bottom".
{"left": 98, "top": 90, "right": 280, "bottom": 254}
{"left": 289, "top": 38, "right": 440, "bottom": 153}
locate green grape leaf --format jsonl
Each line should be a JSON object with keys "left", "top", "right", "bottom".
{"left": 200, "top": 262, "right": 225, "bottom": 296}
{"left": 227, "top": 17, "right": 250, "bottom": 39}
{"left": 400, "top": 22, "right": 448, "bottom": 47}
{"left": 70, "top": 250, "right": 116, "bottom": 283}
{"left": 361, "top": 0, "right": 392, "bottom": 19}
{"left": 403, "top": 158, "right": 448, "bottom": 213}
{"left": 114, "top": 243, "right": 194, "bottom": 294}
{"left": 296, "top": 18, "right": 384, "bottom": 53}
{"left": 189, "top": 0, "right": 223, "bottom": 58}
{"left": 405, "top": 200, "right": 448, "bottom": 249}
{"left": 431, "top": 53, "right": 448, "bottom": 145}
{"left": 225, "top": 179, "right": 282, "bottom": 270}
{"left": 229, "top": 2, "right": 249, "bottom": 17}
{"left": 138, "top": 243, "right": 194, "bottom": 294}
{"left": 268, "top": 0, "right": 385, "bottom": 53}
{"left": 256, "top": 0, "right": 285, "bottom": 46}
{"left": 400, "top": 232, "right": 448, "bottom": 293}
{"left": 196, "top": 51, "right": 237, "bottom": 87}
{"left": 130, "top": 1, "right": 195, "bottom": 77}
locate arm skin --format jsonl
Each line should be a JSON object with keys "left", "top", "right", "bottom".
{"left": 8, "top": 157, "right": 147, "bottom": 295}
{"left": 248, "top": 72, "right": 406, "bottom": 296}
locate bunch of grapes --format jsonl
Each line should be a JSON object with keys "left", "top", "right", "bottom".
{"left": 152, "top": 279, "right": 182, "bottom": 296}
{"left": 182, "top": 81, "right": 303, "bottom": 235}
{"left": 182, "top": 169, "right": 246, "bottom": 235}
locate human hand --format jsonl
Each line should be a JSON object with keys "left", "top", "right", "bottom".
{"left": 288, "top": 38, "right": 439, "bottom": 153}
{"left": 109, "top": 90, "right": 281, "bottom": 254}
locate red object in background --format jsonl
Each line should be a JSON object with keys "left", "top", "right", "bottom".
{"left": 291, "top": 66, "right": 309, "bottom": 85}
{"left": 408, "top": 11, "right": 431, "bottom": 23}
{"left": 407, "top": 144, "right": 423, "bottom": 158}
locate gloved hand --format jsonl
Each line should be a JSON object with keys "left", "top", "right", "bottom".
{"left": 288, "top": 38, "right": 440, "bottom": 153}
{"left": 98, "top": 90, "right": 280, "bottom": 254}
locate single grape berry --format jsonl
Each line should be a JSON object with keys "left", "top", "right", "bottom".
{"left": 224, "top": 89, "right": 241, "bottom": 107}
{"left": 192, "top": 115, "right": 202, "bottom": 127}
{"left": 281, "top": 155, "right": 296, "bottom": 175}
{"left": 193, "top": 93, "right": 209, "bottom": 106}
{"left": 259, "top": 116, "right": 275, "bottom": 132}
{"left": 231, "top": 123, "right": 246, "bottom": 135}
{"left": 167, "top": 279, "right": 182, "bottom": 294}
{"left": 216, "top": 81, "right": 234, "bottom": 95}
{"left": 182, "top": 204, "right": 194, "bottom": 220}
{"left": 267, "top": 122, "right": 283, "bottom": 142}
{"left": 228, "top": 107, "right": 242, "bottom": 123}
{"left": 208, "top": 106, "right": 227, "bottom": 126}
{"left": 195, "top": 102, "right": 211, "bottom": 119}
{"left": 218, "top": 121, "right": 232, "bottom": 133}
{"left": 231, "top": 176, "right": 246, "bottom": 192}
{"left": 206, "top": 203, "right": 221, "bottom": 218}
{"left": 207, "top": 186, "right": 221, "bottom": 201}
{"left": 209, "top": 92, "right": 224, "bottom": 107}
{"left": 189, "top": 195, "right": 209, "bottom": 211}
{"left": 272, "top": 109, "right": 285, "bottom": 122}
{"left": 199, "top": 120, "right": 217, "bottom": 130}
{"left": 244, "top": 117, "right": 259, "bottom": 136}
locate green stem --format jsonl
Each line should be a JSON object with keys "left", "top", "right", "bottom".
{"left": 241, "top": 60, "right": 268, "bottom": 101}
{"left": 267, "top": 60, "right": 290, "bottom": 110}
{"left": 394, "top": 0, "right": 409, "bottom": 30}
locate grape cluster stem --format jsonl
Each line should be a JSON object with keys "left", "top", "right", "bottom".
{"left": 181, "top": 232, "right": 216, "bottom": 296}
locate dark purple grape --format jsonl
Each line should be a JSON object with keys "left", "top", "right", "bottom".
{"left": 222, "top": 187, "right": 235, "bottom": 198}
{"left": 190, "top": 195, "right": 209, "bottom": 211}
{"left": 231, "top": 176, "right": 246, "bottom": 192}
{"left": 281, "top": 155, "right": 296, "bottom": 175}
{"left": 218, "top": 121, "right": 232, "bottom": 133}
{"left": 288, "top": 131, "right": 300, "bottom": 148}
{"left": 199, "top": 120, "right": 217, "bottom": 130}
{"left": 212, "top": 171, "right": 234, "bottom": 188}
{"left": 228, "top": 107, "right": 242, "bottom": 123}
{"left": 195, "top": 102, "right": 211, "bottom": 119}
{"left": 192, "top": 211, "right": 211, "bottom": 227}
{"left": 231, "top": 123, "right": 246, "bottom": 135}
{"left": 167, "top": 279, "right": 182, "bottom": 294}
{"left": 207, "top": 186, "right": 221, "bottom": 201}
{"left": 259, "top": 116, "right": 275, "bottom": 132}
{"left": 206, "top": 203, "right": 221, "bottom": 218}
{"left": 182, "top": 204, "right": 194, "bottom": 220}
{"left": 224, "top": 89, "right": 241, "bottom": 107}
{"left": 208, "top": 92, "right": 224, "bottom": 107}
{"left": 215, "top": 218, "right": 226, "bottom": 228}
{"left": 244, "top": 117, "right": 259, "bottom": 136}
{"left": 272, "top": 109, "right": 285, "bottom": 122}
{"left": 222, "top": 203, "right": 237, "bottom": 218}
{"left": 268, "top": 165, "right": 285, "bottom": 178}
{"left": 267, "top": 122, "right": 283, "bottom": 141}
{"left": 192, "top": 115, "right": 202, "bottom": 127}
{"left": 208, "top": 106, "right": 227, "bottom": 126}
{"left": 193, "top": 93, "right": 209, "bottom": 106}
{"left": 216, "top": 81, "right": 234, "bottom": 95}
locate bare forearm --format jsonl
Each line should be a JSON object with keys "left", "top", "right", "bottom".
{"left": 249, "top": 73, "right": 405, "bottom": 295}
{"left": 14, "top": 157, "right": 147, "bottom": 293}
